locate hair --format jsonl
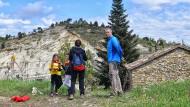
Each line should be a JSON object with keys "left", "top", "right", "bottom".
{"left": 52, "top": 53, "right": 59, "bottom": 60}
{"left": 51, "top": 53, "right": 61, "bottom": 69}
{"left": 104, "top": 27, "right": 112, "bottom": 33}
{"left": 75, "top": 39, "right": 82, "bottom": 47}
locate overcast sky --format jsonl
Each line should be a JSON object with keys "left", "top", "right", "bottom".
{"left": 0, "top": 0, "right": 190, "bottom": 45}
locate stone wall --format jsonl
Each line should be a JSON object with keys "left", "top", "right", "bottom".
{"left": 132, "top": 49, "right": 190, "bottom": 87}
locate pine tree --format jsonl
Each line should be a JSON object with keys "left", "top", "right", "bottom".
{"left": 5, "top": 34, "right": 11, "bottom": 40}
{"left": 50, "top": 23, "right": 55, "bottom": 28}
{"left": 89, "top": 21, "right": 93, "bottom": 27}
{"left": 18, "top": 32, "right": 23, "bottom": 39}
{"left": 101, "top": 23, "right": 105, "bottom": 27}
{"left": 93, "top": 21, "right": 99, "bottom": 27}
{"left": 96, "top": 0, "right": 140, "bottom": 91}
{"left": 109, "top": 0, "right": 139, "bottom": 63}
{"left": 37, "top": 27, "right": 43, "bottom": 33}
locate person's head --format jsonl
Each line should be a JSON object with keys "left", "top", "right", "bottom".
{"left": 64, "top": 54, "right": 69, "bottom": 61}
{"left": 104, "top": 28, "right": 112, "bottom": 37}
{"left": 75, "top": 39, "right": 82, "bottom": 47}
{"left": 52, "top": 53, "right": 59, "bottom": 62}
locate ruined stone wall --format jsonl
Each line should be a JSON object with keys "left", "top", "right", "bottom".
{"left": 132, "top": 49, "right": 190, "bottom": 87}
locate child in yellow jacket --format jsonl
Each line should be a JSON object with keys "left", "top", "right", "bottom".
{"left": 49, "top": 54, "right": 63, "bottom": 97}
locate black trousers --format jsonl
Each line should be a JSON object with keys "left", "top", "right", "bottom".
{"left": 51, "top": 74, "right": 63, "bottom": 93}
{"left": 68, "top": 70, "right": 85, "bottom": 95}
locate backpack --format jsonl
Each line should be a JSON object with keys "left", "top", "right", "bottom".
{"left": 71, "top": 48, "right": 85, "bottom": 71}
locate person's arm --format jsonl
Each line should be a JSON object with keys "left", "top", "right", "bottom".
{"left": 112, "top": 37, "right": 123, "bottom": 57}
{"left": 62, "top": 65, "right": 66, "bottom": 71}
{"left": 49, "top": 63, "right": 52, "bottom": 71}
{"left": 69, "top": 48, "right": 73, "bottom": 62}
{"left": 59, "top": 62, "right": 63, "bottom": 71}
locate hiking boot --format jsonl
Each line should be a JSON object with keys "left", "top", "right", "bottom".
{"left": 68, "top": 94, "right": 74, "bottom": 100}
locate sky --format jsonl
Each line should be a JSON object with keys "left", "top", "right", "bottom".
{"left": 0, "top": 0, "right": 190, "bottom": 45}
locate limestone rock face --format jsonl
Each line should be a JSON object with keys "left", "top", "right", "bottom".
{"left": 0, "top": 26, "right": 97, "bottom": 80}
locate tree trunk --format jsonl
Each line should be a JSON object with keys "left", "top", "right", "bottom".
{"left": 122, "top": 70, "right": 132, "bottom": 92}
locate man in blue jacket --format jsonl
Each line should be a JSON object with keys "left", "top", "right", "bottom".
{"left": 105, "top": 28, "right": 123, "bottom": 96}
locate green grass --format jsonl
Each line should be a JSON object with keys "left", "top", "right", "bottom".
{"left": 0, "top": 80, "right": 67, "bottom": 97}
{"left": 0, "top": 80, "right": 190, "bottom": 107}
{"left": 92, "top": 80, "right": 190, "bottom": 107}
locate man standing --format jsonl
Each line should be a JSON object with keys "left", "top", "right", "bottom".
{"left": 105, "top": 28, "right": 123, "bottom": 96}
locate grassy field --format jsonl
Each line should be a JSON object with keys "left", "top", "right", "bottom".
{"left": 0, "top": 80, "right": 190, "bottom": 107}
{"left": 93, "top": 80, "right": 190, "bottom": 107}
{"left": 0, "top": 80, "right": 67, "bottom": 97}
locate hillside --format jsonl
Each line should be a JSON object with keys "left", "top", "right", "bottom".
{"left": 0, "top": 25, "right": 97, "bottom": 80}
{"left": 0, "top": 21, "right": 179, "bottom": 80}
{"left": 67, "top": 26, "right": 105, "bottom": 47}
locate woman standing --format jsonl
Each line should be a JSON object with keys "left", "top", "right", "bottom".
{"left": 68, "top": 39, "right": 87, "bottom": 100}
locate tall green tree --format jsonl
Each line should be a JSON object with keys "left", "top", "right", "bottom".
{"left": 5, "top": 34, "right": 11, "bottom": 40}
{"left": 50, "top": 23, "right": 55, "bottom": 28}
{"left": 96, "top": 0, "right": 140, "bottom": 91}
{"left": 101, "top": 23, "right": 105, "bottom": 27}
{"left": 18, "top": 32, "right": 23, "bottom": 39}
{"left": 93, "top": 21, "right": 99, "bottom": 27}
{"left": 157, "top": 38, "right": 166, "bottom": 49}
{"left": 109, "top": 0, "right": 139, "bottom": 63}
{"left": 37, "top": 27, "right": 43, "bottom": 33}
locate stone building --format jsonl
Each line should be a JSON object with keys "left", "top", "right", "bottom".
{"left": 124, "top": 45, "right": 190, "bottom": 88}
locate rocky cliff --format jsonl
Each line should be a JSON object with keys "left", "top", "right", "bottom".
{"left": 0, "top": 26, "right": 97, "bottom": 80}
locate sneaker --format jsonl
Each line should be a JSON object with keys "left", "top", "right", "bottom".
{"left": 54, "top": 92, "right": 58, "bottom": 96}
{"left": 117, "top": 92, "right": 123, "bottom": 96}
{"left": 49, "top": 93, "right": 54, "bottom": 97}
{"left": 80, "top": 94, "right": 85, "bottom": 99}
{"left": 108, "top": 93, "right": 115, "bottom": 98}
{"left": 68, "top": 94, "right": 74, "bottom": 100}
